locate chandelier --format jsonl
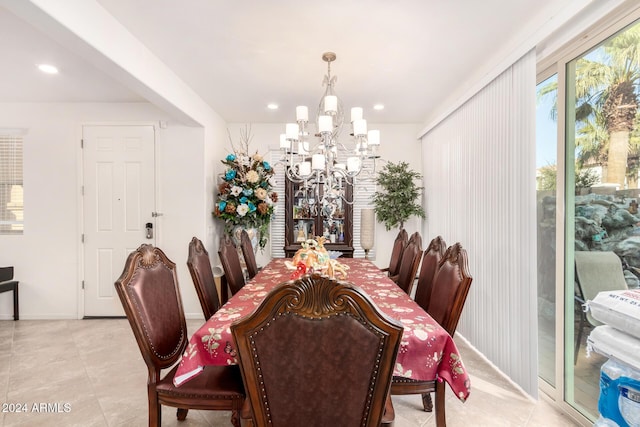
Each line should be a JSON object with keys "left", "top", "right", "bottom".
{"left": 278, "top": 52, "right": 380, "bottom": 217}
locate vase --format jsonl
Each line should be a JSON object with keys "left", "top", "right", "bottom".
{"left": 231, "top": 226, "right": 259, "bottom": 254}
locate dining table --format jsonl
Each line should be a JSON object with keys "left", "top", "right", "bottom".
{"left": 173, "top": 257, "right": 471, "bottom": 403}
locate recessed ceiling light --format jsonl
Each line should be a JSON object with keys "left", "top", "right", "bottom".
{"left": 38, "top": 64, "right": 59, "bottom": 74}
{"left": 267, "top": 103, "right": 279, "bottom": 110}
{"left": 373, "top": 104, "right": 385, "bottom": 111}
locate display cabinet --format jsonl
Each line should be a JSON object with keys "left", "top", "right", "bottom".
{"left": 284, "top": 176, "right": 354, "bottom": 258}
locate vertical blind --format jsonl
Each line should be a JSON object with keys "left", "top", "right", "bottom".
{"left": 421, "top": 49, "right": 537, "bottom": 397}
{"left": 0, "top": 134, "right": 24, "bottom": 233}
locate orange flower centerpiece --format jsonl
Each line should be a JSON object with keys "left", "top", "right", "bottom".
{"left": 285, "top": 237, "right": 349, "bottom": 279}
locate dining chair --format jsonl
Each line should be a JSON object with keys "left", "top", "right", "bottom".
{"left": 390, "top": 234, "right": 423, "bottom": 296}
{"left": 239, "top": 229, "right": 259, "bottom": 280}
{"left": 114, "top": 244, "right": 244, "bottom": 427}
{"left": 218, "top": 235, "right": 247, "bottom": 296}
{"left": 231, "top": 273, "right": 403, "bottom": 427}
{"left": 381, "top": 228, "right": 408, "bottom": 277}
{"left": 0, "top": 267, "right": 19, "bottom": 321}
{"left": 187, "top": 237, "right": 222, "bottom": 320}
{"left": 413, "top": 236, "right": 447, "bottom": 313}
{"left": 391, "top": 242, "right": 472, "bottom": 424}
{"left": 574, "top": 250, "right": 628, "bottom": 364}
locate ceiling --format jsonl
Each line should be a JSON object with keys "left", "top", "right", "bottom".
{"left": 1, "top": 0, "right": 578, "bottom": 125}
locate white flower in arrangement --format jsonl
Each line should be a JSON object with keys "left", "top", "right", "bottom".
{"left": 236, "top": 204, "right": 249, "bottom": 217}
{"left": 230, "top": 186, "right": 243, "bottom": 197}
{"left": 238, "top": 154, "right": 251, "bottom": 167}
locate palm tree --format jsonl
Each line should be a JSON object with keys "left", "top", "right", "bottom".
{"left": 538, "top": 22, "right": 640, "bottom": 188}
{"left": 573, "top": 23, "right": 640, "bottom": 187}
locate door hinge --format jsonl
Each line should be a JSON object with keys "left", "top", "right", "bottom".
{"left": 81, "top": 186, "right": 84, "bottom": 196}
{"left": 80, "top": 139, "right": 84, "bottom": 148}
{"left": 82, "top": 280, "right": 85, "bottom": 290}
{"left": 81, "top": 234, "right": 84, "bottom": 243}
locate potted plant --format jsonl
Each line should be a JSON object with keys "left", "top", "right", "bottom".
{"left": 372, "top": 161, "right": 425, "bottom": 230}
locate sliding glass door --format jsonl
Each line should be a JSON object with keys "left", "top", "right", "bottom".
{"left": 537, "top": 13, "right": 640, "bottom": 422}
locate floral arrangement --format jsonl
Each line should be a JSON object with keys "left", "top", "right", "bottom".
{"left": 213, "top": 127, "right": 278, "bottom": 249}
{"left": 284, "top": 237, "right": 349, "bottom": 280}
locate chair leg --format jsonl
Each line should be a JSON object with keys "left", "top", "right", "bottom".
{"left": 421, "top": 392, "right": 433, "bottom": 412}
{"left": 434, "top": 380, "right": 446, "bottom": 427}
{"left": 231, "top": 409, "right": 241, "bottom": 427}
{"left": 148, "top": 386, "right": 160, "bottom": 427}
{"left": 13, "top": 284, "right": 18, "bottom": 321}
{"left": 176, "top": 408, "right": 188, "bottom": 421}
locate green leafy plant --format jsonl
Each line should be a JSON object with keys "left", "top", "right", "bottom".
{"left": 372, "top": 161, "right": 425, "bottom": 231}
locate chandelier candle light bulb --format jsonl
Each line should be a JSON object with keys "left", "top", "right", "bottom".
{"left": 318, "top": 115, "right": 332, "bottom": 133}
{"left": 299, "top": 162, "right": 311, "bottom": 176}
{"left": 312, "top": 154, "right": 325, "bottom": 171}
{"left": 324, "top": 96, "right": 338, "bottom": 113}
{"left": 280, "top": 134, "right": 289, "bottom": 149}
{"left": 286, "top": 123, "right": 299, "bottom": 140}
{"left": 351, "top": 107, "right": 363, "bottom": 122}
{"left": 296, "top": 106, "right": 309, "bottom": 122}
{"left": 353, "top": 119, "right": 367, "bottom": 136}
{"left": 367, "top": 130, "right": 380, "bottom": 146}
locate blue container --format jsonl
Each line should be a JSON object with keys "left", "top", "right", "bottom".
{"left": 599, "top": 359, "right": 640, "bottom": 427}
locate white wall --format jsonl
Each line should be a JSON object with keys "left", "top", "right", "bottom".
{"left": 0, "top": 102, "right": 211, "bottom": 319}
{"left": 225, "top": 122, "right": 423, "bottom": 268}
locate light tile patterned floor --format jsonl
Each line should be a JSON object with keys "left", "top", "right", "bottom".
{"left": 0, "top": 319, "right": 580, "bottom": 426}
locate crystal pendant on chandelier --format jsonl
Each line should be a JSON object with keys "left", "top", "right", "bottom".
{"left": 278, "top": 52, "right": 381, "bottom": 219}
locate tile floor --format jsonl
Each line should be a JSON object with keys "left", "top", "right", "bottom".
{"left": 0, "top": 319, "right": 582, "bottom": 427}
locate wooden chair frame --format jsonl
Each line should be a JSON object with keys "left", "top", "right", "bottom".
{"left": 391, "top": 235, "right": 423, "bottom": 296}
{"left": 239, "top": 229, "right": 259, "bottom": 280}
{"left": 391, "top": 243, "right": 472, "bottom": 426}
{"left": 115, "top": 244, "right": 244, "bottom": 427}
{"left": 414, "top": 236, "right": 447, "bottom": 313}
{"left": 0, "top": 267, "right": 18, "bottom": 321}
{"left": 231, "top": 274, "right": 403, "bottom": 427}
{"left": 218, "top": 235, "right": 247, "bottom": 296}
{"left": 381, "top": 228, "right": 408, "bottom": 277}
{"left": 187, "top": 237, "right": 222, "bottom": 320}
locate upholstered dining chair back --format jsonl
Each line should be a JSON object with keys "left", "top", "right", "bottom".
{"left": 218, "top": 235, "right": 246, "bottom": 296}
{"left": 392, "top": 235, "right": 423, "bottom": 296}
{"left": 414, "top": 236, "right": 447, "bottom": 313}
{"left": 231, "top": 274, "right": 403, "bottom": 427}
{"left": 383, "top": 228, "right": 408, "bottom": 277}
{"left": 115, "top": 244, "right": 244, "bottom": 427}
{"left": 239, "top": 229, "right": 259, "bottom": 280}
{"left": 408, "top": 231, "right": 422, "bottom": 245}
{"left": 427, "top": 243, "right": 473, "bottom": 337}
{"left": 187, "top": 237, "right": 222, "bottom": 320}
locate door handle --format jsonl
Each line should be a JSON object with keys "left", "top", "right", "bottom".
{"left": 151, "top": 212, "right": 163, "bottom": 217}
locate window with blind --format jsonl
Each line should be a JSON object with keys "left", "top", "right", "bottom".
{"left": 0, "top": 133, "right": 24, "bottom": 234}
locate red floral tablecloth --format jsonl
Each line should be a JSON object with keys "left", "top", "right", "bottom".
{"left": 174, "top": 258, "right": 470, "bottom": 402}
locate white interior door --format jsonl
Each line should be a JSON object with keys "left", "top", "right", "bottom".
{"left": 82, "top": 125, "right": 156, "bottom": 316}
